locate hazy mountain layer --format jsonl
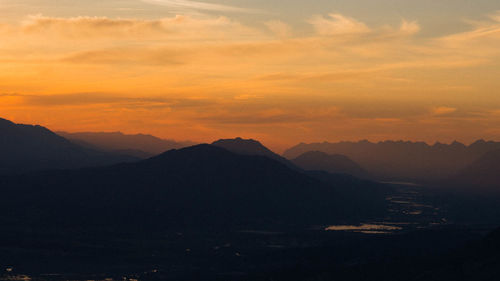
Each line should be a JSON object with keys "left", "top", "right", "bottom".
{"left": 284, "top": 140, "right": 500, "bottom": 182}
{"left": 292, "top": 151, "right": 370, "bottom": 179}
{"left": 58, "top": 131, "right": 195, "bottom": 158}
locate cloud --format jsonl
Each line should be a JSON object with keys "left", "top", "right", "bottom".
{"left": 0, "top": 92, "right": 216, "bottom": 109}
{"left": 265, "top": 20, "right": 292, "bottom": 38}
{"left": 490, "top": 11, "right": 500, "bottom": 22}
{"left": 18, "top": 14, "right": 261, "bottom": 40}
{"left": 399, "top": 20, "right": 420, "bottom": 35}
{"left": 431, "top": 106, "right": 458, "bottom": 116}
{"left": 195, "top": 106, "right": 341, "bottom": 125}
{"left": 439, "top": 12, "right": 500, "bottom": 45}
{"left": 21, "top": 15, "right": 171, "bottom": 38}
{"left": 141, "top": 0, "right": 252, "bottom": 13}
{"left": 234, "top": 94, "right": 260, "bottom": 100}
{"left": 308, "top": 13, "right": 370, "bottom": 36}
{"left": 61, "top": 47, "right": 186, "bottom": 65}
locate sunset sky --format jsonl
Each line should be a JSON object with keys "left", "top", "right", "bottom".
{"left": 1, "top": 0, "right": 500, "bottom": 151}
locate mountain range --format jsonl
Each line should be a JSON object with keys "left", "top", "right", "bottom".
{"left": 284, "top": 140, "right": 500, "bottom": 182}
{"left": 0, "top": 117, "right": 389, "bottom": 229}
{"left": 58, "top": 131, "right": 195, "bottom": 158}
{"left": 290, "top": 151, "right": 370, "bottom": 179}
{"left": 0, "top": 144, "right": 389, "bottom": 230}
{"left": 0, "top": 118, "right": 137, "bottom": 174}
{"left": 3, "top": 116, "right": 500, "bottom": 280}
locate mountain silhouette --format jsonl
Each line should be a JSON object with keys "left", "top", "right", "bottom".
{"left": 212, "top": 137, "right": 296, "bottom": 168}
{"left": 0, "top": 144, "right": 389, "bottom": 229}
{"left": 291, "top": 151, "right": 370, "bottom": 179}
{"left": 0, "top": 117, "right": 137, "bottom": 174}
{"left": 284, "top": 140, "right": 500, "bottom": 182}
{"left": 58, "top": 131, "right": 195, "bottom": 158}
{"left": 451, "top": 149, "right": 500, "bottom": 190}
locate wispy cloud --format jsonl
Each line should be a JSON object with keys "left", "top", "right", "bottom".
{"left": 431, "top": 106, "right": 458, "bottom": 116}
{"left": 141, "top": 0, "right": 253, "bottom": 13}
{"left": 308, "top": 13, "right": 370, "bottom": 36}
{"left": 265, "top": 20, "right": 292, "bottom": 38}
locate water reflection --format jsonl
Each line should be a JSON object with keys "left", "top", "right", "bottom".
{"left": 325, "top": 224, "right": 403, "bottom": 233}
{"left": 0, "top": 275, "right": 31, "bottom": 281}
{"left": 326, "top": 183, "right": 450, "bottom": 235}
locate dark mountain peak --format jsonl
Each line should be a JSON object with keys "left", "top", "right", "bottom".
{"left": 450, "top": 140, "right": 466, "bottom": 147}
{"left": 213, "top": 137, "right": 267, "bottom": 149}
{"left": 471, "top": 139, "right": 486, "bottom": 145}
{"left": 0, "top": 117, "right": 137, "bottom": 174}
{"left": 146, "top": 144, "right": 297, "bottom": 173}
{"left": 212, "top": 137, "right": 298, "bottom": 169}
{"left": 469, "top": 139, "right": 500, "bottom": 149}
{"left": 155, "top": 143, "right": 225, "bottom": 158}
{"left": 212, "top": 137, "right": 274, "bottom": 156}
{"left": 0, "top": 118, "right": 67, "bottom": 141}
{"left": 0, "top": 117, "right": 15, "bottom": 126}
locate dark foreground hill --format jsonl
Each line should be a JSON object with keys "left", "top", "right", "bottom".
{"left": 58, "top": 131, "right": 195, "bottom": 158}
{"left": 284, "top": 140, "right": 500, "bottom": 182}
{"left": 291, "top": 151, "right": 370, "bottom": 179}
{"left": 0, "top": 118, "right": 137, "bottom": 174}
{"left": 0, "top": 144, "right": 389, "bottom": 230}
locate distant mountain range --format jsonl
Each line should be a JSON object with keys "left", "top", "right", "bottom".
{"left": 58, "top": 131, "right": 196, "bottom": 158}
{"left": 284, "top": 140, "right": 500, "bottom": 182}
{"left": 0, "top": 118, "right": 137, "bottom": 174}
{"left": 291, "top": 151, "right": 370, "bottom": 179}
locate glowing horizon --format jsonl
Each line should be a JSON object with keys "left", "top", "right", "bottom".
{"left": 1, "top": 0, "right": 500, "bottom": 151}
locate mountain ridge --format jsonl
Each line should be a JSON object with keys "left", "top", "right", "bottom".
{"left": 291, "top": 151, "right": 370, "bottom": 179}
{"left": 283, "top": 140, "right": 500, "bottom": 182}
{"left": 212, "top": 137, "right": 297, "bottom": 168}
{"left": 58, "top": 131, "right": 195, "bottom": 158}
{"left": 0, "top": 117, "right": 138, "bottom": 174}
{"left": 0, "top": 143, "right": 390, "bottom": 229}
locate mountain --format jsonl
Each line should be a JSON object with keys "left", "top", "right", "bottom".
{"left": 291, "top": 151, "right": 370, "bottom": 179}
{"left": 451, "top": 149, "right": 500, "bottom": 190}
{"left": 283, "top": 140, "right": 500, "bottom": 182}
{"left": 58, "top": 131, "right": 195, "bottom": 158}
{"left": 212, "top": 137, "right": 295, "bottom": 168}
{"left": 0, "top": 144, "right": 389, "bottom": 229}
{"left": 0, "top": 118, "right": 137, "bottom": 174}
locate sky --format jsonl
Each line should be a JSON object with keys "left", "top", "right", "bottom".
{"left": 1, "top": 0, "right": 500, "bottom": 151}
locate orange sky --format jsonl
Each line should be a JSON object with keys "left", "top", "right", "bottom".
{"left": 2, "top": 3, "right": 500, "bottom": 151}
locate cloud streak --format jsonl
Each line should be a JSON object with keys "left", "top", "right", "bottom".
{"left": 141, "top": 0, "right": 253, "bottom": 13}
{"left": 308, "top": 13, "right": 370, "bottom": 36}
